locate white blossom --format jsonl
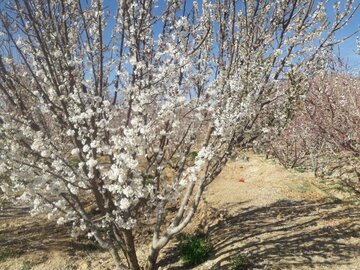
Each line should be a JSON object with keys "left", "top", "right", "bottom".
{"left": 119, "top": 198, "right": 131, "bottom": 210}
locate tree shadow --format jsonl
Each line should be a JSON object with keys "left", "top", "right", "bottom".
{"left": 161, "top": 199, "right": 360, "bottom": 269}
{"left": 0, "top": 203, "right": 95, "bottom": 256}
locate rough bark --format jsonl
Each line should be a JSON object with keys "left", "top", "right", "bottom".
{"left": 123, "top": 229, "right": 141, "bottom": 270}
{"left": 109, "top": 245, "right": 129, "bottom": 270}
{"left": 145, "top": 248, "right": 160, "bottom": 270}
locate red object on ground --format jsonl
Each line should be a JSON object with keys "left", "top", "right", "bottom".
{"left": 239, "top": 178, "right": 245, "bottom": 183}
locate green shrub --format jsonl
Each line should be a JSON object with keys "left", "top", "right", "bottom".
{"left": 229, "top": 255, "right": 253, "bottom": 270}
{"left": 294, "top": 167, "right": 306, "bottom": 173}
{"left": 176, "top": 233, "right": 213, "bottom": 267}
{"left": 21, "top": 260, "right": 36, "bottom": 270}
{"left": 141, "top": 173, "right": 155, "bottom": 186}
{"left": 189, "top": 151, "right": 198, "bottom": 161}
{"left": 0, "top": 248, "right": 12, "bottom": 262}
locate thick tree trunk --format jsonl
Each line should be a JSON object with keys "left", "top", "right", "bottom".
{"left": 109, "top": 245, "right": 128, "bottom": 270}
{"left": 123, "top": 229, "right": 141, "bottom": 270}
{"left": 145, "top": 248, "right": 160, "bottom": 270}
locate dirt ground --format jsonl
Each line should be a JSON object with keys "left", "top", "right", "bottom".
{"left": 1, "top": 153, "right": 360, "bottom": 270}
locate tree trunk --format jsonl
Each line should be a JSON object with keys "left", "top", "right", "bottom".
{"left": 109, "top": 245, "right": 129, "bottom": 270}
{"left": 145, "top": 248, "right": 160, "bottom": 270}
{"left": 123, "top": 229, "right": 141, "bottom": 270}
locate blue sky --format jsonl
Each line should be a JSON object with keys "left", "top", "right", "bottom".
{"left": 326, "top": 0, "right": 360, "bottom": 70}
{"left": 101, "top": 0, "right": 360, "bottom": 70}
{"left": 2, "top": 0, "right": 359, "bottom": 70}
{"left": 334, "top": 7, "right": 360, "bottom": 70}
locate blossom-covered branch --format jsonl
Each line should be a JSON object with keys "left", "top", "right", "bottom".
{"left": 0, "top": 0, "right": 358, "bottom": 269}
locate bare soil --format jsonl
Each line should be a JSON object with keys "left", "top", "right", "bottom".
{"left": 1, "top": 153, "right": 359, "bottom": 270}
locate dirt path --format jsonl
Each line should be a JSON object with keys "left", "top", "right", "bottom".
{"left": 190, "top": 153, "right": 360, "bottom": 270}
{"left": 1, "top": 153, "right": 360, "bottom": 270}
{"left": 206, "top": 154, "right": 326, "bottom": 212}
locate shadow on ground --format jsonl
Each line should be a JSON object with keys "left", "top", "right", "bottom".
{"left": 160, "top": 199, "right": 360, "bottom": 269}
{"left": 0, "top": 203, "right": 98, "bottom": 256}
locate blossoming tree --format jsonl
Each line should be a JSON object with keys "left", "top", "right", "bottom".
{"left": 0, "top": 0, "right": 358, "bottom": 269}
{"left": 264, "top": 65, "right": 360, "bottom": 189}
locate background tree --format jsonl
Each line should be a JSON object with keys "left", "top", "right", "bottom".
{"left": 262, "top": 63, "right": 360, "bottom": 193}
{"left": 0, "top": 0, "right": 358, "bottom": 269}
